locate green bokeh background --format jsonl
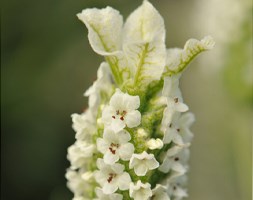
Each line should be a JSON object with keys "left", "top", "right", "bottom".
{"left": 1, "top": 0, "right": 252, "bottom": 200}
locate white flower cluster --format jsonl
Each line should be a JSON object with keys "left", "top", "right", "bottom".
{"left": 66, "top": 1, "right": 214, "bottom": 199}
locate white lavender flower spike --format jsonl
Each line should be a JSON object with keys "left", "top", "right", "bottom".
{"left": 66, "top": 0, "right": 214, "bottom": 199}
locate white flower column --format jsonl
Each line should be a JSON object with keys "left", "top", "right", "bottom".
{"left": 66, "top": 0, "right": 214, "bottom": 199}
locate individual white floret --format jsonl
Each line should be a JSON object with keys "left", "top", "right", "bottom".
{"left": 129, "top": 180, "right": 152, "bottom": 200}
{"left": 159, "top": 145, "right": 189, "bottom": 175}
{"left": 102, "top": 89, "right": 141, "bottom": 132}
{"left": 161, "top": 76, "right": 188, "bottom": 132}
{"left": 65, "top": 168, "right": 93, "bottom": 199}
{"left": 71, "top": 110, "right": 96, "bottom": 141}
{"left": 94, "top": 159, "right": 131, "bottom": 194}
{"left": 129, "top": 151, "right": 159, "bottom": 176}
{"left": 151, "top": 184, "right": 170, "bottom": 200}
{"left": 163, "top": 112, "right": 195, "bottom": 145}
{"left": 166, "top": 177, "right": 188, "bottom": 200}
{"left": 97, "top": 128, "right": 134, "bottom": 164}
{"left": 67, "top": 141, "right": 95, "bottom": 169}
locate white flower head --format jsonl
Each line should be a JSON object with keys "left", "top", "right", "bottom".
{"left": 94, "top": 159, "right": 131, "bottom": 194}
{"left": 151, "top": 184, "right": 170, "bottom": 200}
{"left": 129, "top": 180, "right": 152, "bottom": 200}
{"left": 66, "top": 0, "right": 210, "bottom": 198}
{"left": 94, "top": 187, "right": 123, "bottom": 200}
{"left": 102, "top": 89, "right": 141, "bottom": 132}
{"left": 129, "top": 151, "right": 159, "bottom": 176}
{"left": 97, "top": 128, "right": 134, "bottom": 164}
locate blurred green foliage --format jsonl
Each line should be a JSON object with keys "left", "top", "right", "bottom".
{"left": 1, "top": 0, "right": 252, "bottom": 200}
{"left": 223, "top": 8, "right": 253, "bottom": 107}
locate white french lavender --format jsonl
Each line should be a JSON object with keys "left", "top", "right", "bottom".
{"left": 66, "top": 1, "right": 214, "bottom": 199}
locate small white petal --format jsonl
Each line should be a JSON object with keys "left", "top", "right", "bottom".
{"left": 171, "top": 162, "right": 186, "bottom": 174}
{"left": 111, "top": 163, "right": 125, "bottom": 174}
{"left": 159, "top": 159, "right": 172, "bottom": 173}
{"left": 104, "top": 151, "right": 119, "bottom": 164}
{"left": 163, "top": 128, "right": 176, "bottom": 144}
{"left": 118, "top": 143, "right": 134, "bottom": 161}
{"left": 110, "top": 118, "right": 126, "bottom": 132}
{"left": 109, "top": 90, "right": 125, "bottom": 109}
{"left": 173, "top": 134, "right": 184, "bottom": 145}
{"left": 124, "top": 110, "right": 141, "bottom": 128}
{"left": 97, "top": 138, "right": 109, "bottom": 153}
{"left": 103, "top": 182, "right": 118, "bottom": 194}
{"left": 117, "top": 130, "right": 131, "bottom": 143}
{"left": 117, "top": 172, "right": 131, "bottom": 190}
{"left": 146, "top": 157, "right": 159, "bottom": 170}
{"left": 134, "top": 163, "right": 148, "bottom": 176}
{"left": 94, "top": 170, "right": 107, "bottom": 185}
{"left": 123, "top": 94, "right": 140, "bottom": 110}
{"left": 174, "top": 102, "right": 189, "bottom": 112}
{"left": 103, "top": 128, "right": 118, "bottom": 143}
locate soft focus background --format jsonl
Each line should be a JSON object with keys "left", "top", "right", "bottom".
{"left": 1, "top": 0, "right": 252, "bottom": 199}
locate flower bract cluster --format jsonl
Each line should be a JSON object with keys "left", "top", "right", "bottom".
{"left": 66, "top": 1, "right": 214, "bottom": 199}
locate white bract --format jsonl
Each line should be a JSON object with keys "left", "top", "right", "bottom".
{"left": 67, "top": 0, "right": 214, "bottom": 199}
{"left": 97, "top": 128, "right": 134, "bottom": 164}
{"left": 102, "top": 89, "right": 141, "bottom": 132}
{"left": 94, "top": 159, "right": 131, "bottom": 194}
{"left": 129, "top": 151, "right": 159, "bottom": 176}
{"left": 129, "top": 180, "right": 152, "bottom": 200}
{"left": 77, "top": 0, "right": 166, "bottom": 86}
